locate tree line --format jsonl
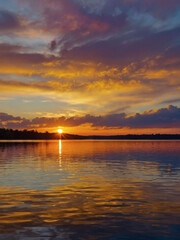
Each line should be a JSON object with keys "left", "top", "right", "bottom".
{"left": 0, "top": 128, "right": 180, "bottom": 140}
{"left": 0, "top": 128, "right": 84, "bottom": 140}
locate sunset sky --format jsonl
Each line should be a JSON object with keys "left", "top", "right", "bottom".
{"left": 0, "top": 0, "right": 180, "bottom": 135}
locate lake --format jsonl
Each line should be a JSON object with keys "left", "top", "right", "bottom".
{"left": 0, "top": 140, "right": 179, "bottom": 240}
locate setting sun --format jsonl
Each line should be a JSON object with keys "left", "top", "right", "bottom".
{"left": 58, "top": 129, "right": 63, "bottom": 134}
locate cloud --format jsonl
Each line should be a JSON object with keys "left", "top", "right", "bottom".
{"left": 59, "top": 26, "right": 180, "bottom": 67}
{"left": 161, "top": 98, "right": 180, "bottom": 105}
{"left": 0, "top": 0, "right": 179, "bottom": 124}
{"left": 0, "top": 77, "right": 148, "bottom": 113}
{"left": 1, "top": 105, "right": 180, "bottom": 130}
{"left": 26, "top": 0, "right": 179, "bottom": 55}
{"left": 1, "top": 1, "right": 180, "bottom": 73}
{"left": 0, "top": 112, "right": 22, "bottom": 121}
{"left": 0, "top": 9, "right": 21, "bottom": 32}
{"left": 150, "top": 44, "right": 180, "bottom": 71}
{"left": 50, "top": 40, "right": 57, "bottom": 51}
{"left": 0, "top": 43, "right": 23, "bottom": 53}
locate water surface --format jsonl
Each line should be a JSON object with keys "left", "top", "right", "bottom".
{"left": 0, "top": 140, "right": 180, "bottom": 239}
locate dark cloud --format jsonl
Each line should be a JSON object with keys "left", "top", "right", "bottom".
{"left": 0, "top": 52, "right": 49, "bottom": 64}
{"left": 0, "top": 9, "right": 21, "bottom": 31}
{"left": 69, "top": 105, "right": 180, "bottom": 128}
{"left": 151, "top": 44, "right": 180, "bottom": 71}
{"left": 0, "top": 51, "right": 56, "bottom": 70}
{"left": 17, "top": 0, "right": 180, "bottom": 58}
{"left": 160, "top": 98, "right": 180, "bottom": 105}
{"left": 100, "top": 0, "right": 180, "bottom": 17}
{"left": 123, "top": 105, "right": 180, "bottom": 128}
{"left": 0, "top": 113, "right": 30, "bottom": 129}
{"left": 1, "top": 105, "right": 180, "bottom": 130}
{"left": 41, "top": 0, "right": 180, "bottom": 55}
{"left": 60, "top": 26, "right": 180, "bottom": 67}
{"left": 50, "top": 40, "right": 57, "bottom": 51}
{"left": 0, "top": 112, "right": 22, "bottom": 121}
{"left": 0, "top": 43, "right": 24, "bottom": 53}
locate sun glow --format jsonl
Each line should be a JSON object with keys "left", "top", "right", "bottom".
{"left": 58, "top": 129, "right": 63, "bottom": 134}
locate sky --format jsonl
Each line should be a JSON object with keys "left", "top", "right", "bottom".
{"left": 0, "top": 0, "right": 180, "bottom": 135}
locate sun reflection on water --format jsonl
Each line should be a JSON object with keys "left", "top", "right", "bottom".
{"left": 58, "top": 139, "right": 62, "bottom": 168}
{"left": 0, "top": 140, "right": 179, "bottom": 239}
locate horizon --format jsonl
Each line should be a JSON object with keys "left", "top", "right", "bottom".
{"left": 1, "top": 128, "right": 180, "bottom": 138}
{"left": 0, "top": 0, "right": 180, "bottom": 135}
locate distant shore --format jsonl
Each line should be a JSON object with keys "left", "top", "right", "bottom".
{"left": 0, "top": 128, "right": 180, "bottom": 140}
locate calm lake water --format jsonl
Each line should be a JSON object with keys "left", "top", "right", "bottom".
{"left": 0, "top": 140, "right": 179, "bottom": 240}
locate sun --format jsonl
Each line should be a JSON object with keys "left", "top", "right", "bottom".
{"left": 57, "top": 129, "right": 63, "bottom": 134}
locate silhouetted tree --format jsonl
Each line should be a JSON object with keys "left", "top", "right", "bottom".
{"left": 0, "top": 128, "right": 179, "bottom": 140}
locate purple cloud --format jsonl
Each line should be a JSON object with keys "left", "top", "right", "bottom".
{"left": 1, "top": 105, "right": 180, "bottom": 130}
{"left": 0, "top": 112, "right": 22, "bottom": 121}
{"left": 0, "top": 9, "right": 21, "bottom": 31}
{"left": 0, "top": 0, "right": 179, "bottom": 127}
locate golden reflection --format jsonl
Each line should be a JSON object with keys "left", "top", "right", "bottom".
{"left": 58, "top": 139, "right": 62, "bottom": 168}
{"left": 0, "top": 174, "right": 179, "bottom": 229}
{"left": 59, "top": 140, "right": 62, "bottom": 155}
{"left": 0, "top": 141, "right": 179, "bottom": 236}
